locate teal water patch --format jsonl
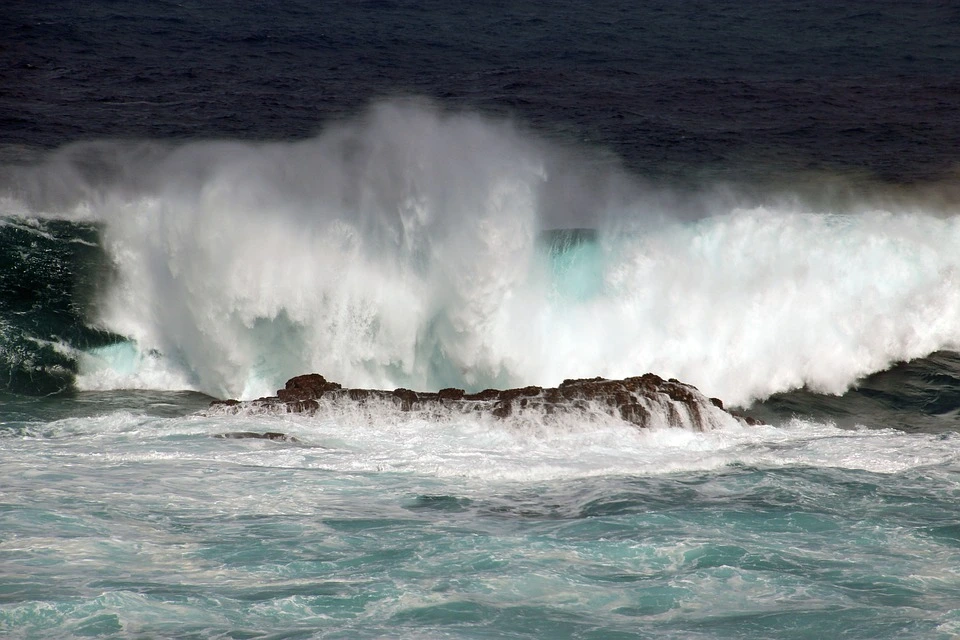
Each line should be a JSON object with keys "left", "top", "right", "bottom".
{"left": 2, "top": 416, "right": 960, "bottom": 639}
{"left": 539, "top": 228, "right": 604, "bottom": 302}
{"left": 0, "top": 389, "right": 212, "bottom": 427}
{"left": 79, "top": 342, "right": 144, "bottom": 378}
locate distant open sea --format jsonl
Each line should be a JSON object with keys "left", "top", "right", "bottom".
{"left": 2, "top": 1, "right": 960, "bottom": 638}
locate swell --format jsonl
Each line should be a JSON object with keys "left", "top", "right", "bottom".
{"left": 750, "top": 350, "right": 960, "bottom": 433}
{"left": 1, "top": 99, "right": 959, "bottom": 408}
{"left": 0, "top": 217, "right": 122, "bottom": 394}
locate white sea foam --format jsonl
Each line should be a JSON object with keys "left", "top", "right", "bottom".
{"left": 246, "top": 414, "right": 960, "bottom": 479}
{"left": 19, "top": 407, "right": 958, "bottom": 482}
{"left": 76, "top": 342, "right": 195, "bottom": 392}
{"left": 4, "top": 99, "right": 960, "bottom": 405}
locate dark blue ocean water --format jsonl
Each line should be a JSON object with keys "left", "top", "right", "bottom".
{"left": 4, "top": 1, "right": 959, "bottom": 180}
{"left": 2, "top": 2, "right": 960, "bottom": 638}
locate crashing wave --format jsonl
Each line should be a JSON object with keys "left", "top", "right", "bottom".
{"left": 4, "top": 99, "right": 960, "bottom": 404}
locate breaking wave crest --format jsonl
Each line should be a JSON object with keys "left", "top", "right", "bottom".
{"left": 2, "top": 99, "right": 959, "bottom": 405}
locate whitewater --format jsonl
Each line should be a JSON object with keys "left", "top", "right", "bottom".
{"left": 5, "top": 0, "right": 960, "bottom": 637}
{"left": 3, "top": 97, "right": 960, "bottom": 640}
{"left": 4, "top": 100, "right": 960, "bottom": 406}
{"left": 4, "top": 387, "right": 960, "bottom": 638}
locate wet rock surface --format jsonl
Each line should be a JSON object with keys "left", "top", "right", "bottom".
{"left": 209, "top": 373, "right": 762, "bottom": 431}
{"left": 214, "top": 431, "right": 301, "bottom": 443}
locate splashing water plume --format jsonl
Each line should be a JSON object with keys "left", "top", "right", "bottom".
{"left": 3, "top": 99, "right": 960, "bottom": 405}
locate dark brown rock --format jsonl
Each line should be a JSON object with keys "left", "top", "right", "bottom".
{"left": 289, "top": 399, "right": 320, "bottom": 413}
{"left": 276, "top": 373, "right": 342, "bottom": 402}
{"left": 208, "top": 373, "right": 763, "bottom": 431}
{"left": 392, "top": 388, "right": 419, "bottom": 411}
{"left": 463, "top": 388, "right": 501, "bottom": 401}
{"left": 438, "top": 388, "right": 465, "bottom": 401}
{"left": 498, "top": 386, "right": 542, "bottom": 401}
{"left": 215, "top": 431, "right": 300, "bottom": 442}
{"left": 209, "top": 398, "right": 242, "bottom": 409}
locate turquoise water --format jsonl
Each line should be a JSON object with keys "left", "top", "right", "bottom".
{"left": 4, "top": 2, "right": 960, "bottom": 636}
{"left": 3, "top": 397, "right": 960, "bottom": 639}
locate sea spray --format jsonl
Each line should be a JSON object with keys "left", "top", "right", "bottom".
{"left": 2, "top": 100, "right": 960, "bottom": 404}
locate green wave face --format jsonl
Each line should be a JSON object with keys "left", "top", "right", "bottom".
{"left": 0, "top": 217, "right": 123, "bottom": 395}
{"left": 539, "top": 228, "right": 604, "bottom": 303}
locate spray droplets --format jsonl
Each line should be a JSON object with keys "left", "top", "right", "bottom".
{"left": 4, "top": 100, "right": 960, "bottom": 404}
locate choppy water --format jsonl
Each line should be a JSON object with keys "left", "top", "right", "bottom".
{"left": 3, "top": 394, "right": 960, "bottom": 638}
{"left": 3, "top": 1, "right": 960, "bottom": 638}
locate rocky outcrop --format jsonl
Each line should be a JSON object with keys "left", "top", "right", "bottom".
{"left": 209, "top": 373, "right": 762, "bottom": 431}
{"left": 214, "top": 431, "right": 300, "bottom": 442}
